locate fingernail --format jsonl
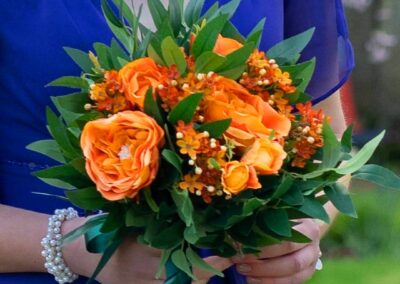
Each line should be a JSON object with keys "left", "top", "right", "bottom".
{"left": 237, "top": 264, "right": 252, "bottom": 274}
{"left": 247, "top": 278, "right": 261, "bottom": 284}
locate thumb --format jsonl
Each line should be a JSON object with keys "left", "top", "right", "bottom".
{"left": 193, "top": 256, "right": 233, "bottom": 282}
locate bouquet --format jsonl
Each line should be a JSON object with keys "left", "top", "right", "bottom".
{"left": 28, "top": 0, "right": 400, "bottom": 283}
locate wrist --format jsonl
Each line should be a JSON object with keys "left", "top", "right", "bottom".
{"left": 61, "top": 217, "right": 99, "bottom": 278}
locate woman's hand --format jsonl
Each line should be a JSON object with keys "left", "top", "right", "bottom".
{"left": 232, "top": 219, "right": 321, "bottom": 284}
{"left": 62, "top": 217, "right": 232, "bottom": 284}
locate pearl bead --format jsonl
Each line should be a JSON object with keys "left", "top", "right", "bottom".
{"left": 41, "top": 208, "right": 78, "bottom": 283}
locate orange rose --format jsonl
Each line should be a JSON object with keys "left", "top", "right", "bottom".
{"left": 242, "top": 138, "right": 287, "bottom": 175}
{"left": 221, "top": 161, "right": 261, "bottom": 195}
{"left": 119, "top": 58, "right": 163, "bottom": 109}
{"left": 213, "top": 35, "right": 243, "bottom": 56}
{"left": 203, "top": 77, "right": 291, "bottom": 147}
{"left": 81, "top": 111, "right": 164, "bottom": 201}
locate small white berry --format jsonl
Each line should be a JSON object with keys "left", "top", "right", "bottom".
{"left": 176, "top": 132, "right": 183, "bottom": 139}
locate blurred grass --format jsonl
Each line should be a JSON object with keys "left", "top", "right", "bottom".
{"left": 307, "top": 257, "right": 400, "bottom": 284}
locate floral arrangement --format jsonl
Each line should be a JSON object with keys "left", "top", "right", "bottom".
{"left": 28, "top": 0, "right": 400, "bottom": 283}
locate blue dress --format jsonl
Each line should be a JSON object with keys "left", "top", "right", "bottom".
{"left": 0, "top": 0, "right": 353, "bottom": 283}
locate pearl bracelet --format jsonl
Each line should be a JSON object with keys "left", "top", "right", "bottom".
{"left": 41, "top": 208, "right": 79, "bottom": 284}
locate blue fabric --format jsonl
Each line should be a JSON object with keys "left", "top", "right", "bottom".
{"left": 0, "top": 0, "right": 353, "bottom": 283}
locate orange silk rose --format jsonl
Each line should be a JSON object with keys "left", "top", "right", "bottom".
{"left": 221, "top": 161, "right": 261, "bottom": 195}
{"left": 203, "top": 77, "right": 291, "bottom": 147}
{"left": 213, "top": 35, "right": 243, "bottom": 56}
{"left": 119, "top": 58, "right": 162, "bottom": 109}
{"left": 81, "top": 111, "right": 164, "bottom": 201}
{"left": 242, "top": 138, "right": 287, "bottom": 175}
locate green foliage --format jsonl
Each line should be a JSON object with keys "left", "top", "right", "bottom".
{"left": 196, "top": 118, "right": 232, "bottom": 138}
{"left": 63, "top": 47, "right": 94, "bottom": 73}
{"left": 325, "top": 183, "right": 357, "bottom": 218}
{"left": 171, "top": 187, "right": 194, "bottom": 227}
{"left": 192, "top": 14, "right": 229, "bottom": 58}
{"left": 144, "top": 87, "right": 164, "bottom": 125}
{"left": 26, "top": 140, "right": 66, "bottom": 164}
{"left": 168, "top": 93, "right": 203, "bottom": 124}
{"left": 65, "top": 187, "right": 106, "bottom": 210}
{"left": 195, "top": 52, "right": 226, "bottom": 73}
{"left": 353, "top": 164, "right": 400, "bottom": 190}
{"left": 161, "top": 36, "right": 187, "bottom": 75}
{"left": 267, "top": 27, "right": 315, "bottom": 65}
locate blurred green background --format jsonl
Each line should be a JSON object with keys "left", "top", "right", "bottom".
{"left": 309, "top": 1, "right": 400, "bottom": 283}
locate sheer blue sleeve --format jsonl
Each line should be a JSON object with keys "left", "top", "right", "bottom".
{"left": 284, "top": 0, "right": 355, "bottom": 103}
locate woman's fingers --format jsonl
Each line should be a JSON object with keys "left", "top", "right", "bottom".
{"left": 235, "top": 243, "right": 319, "bottom": 278}
{"left": 246, "top": 263, "right": 317, "bottom": 284}
{"left": 193, "top": 255, "right": 233, "bottom": 281}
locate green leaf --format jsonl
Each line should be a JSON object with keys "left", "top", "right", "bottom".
{"left": 125, "top": 206, "right": 152, "bottom": 227}
{"left": 26, "top": 140, "right": 66, "bottom": 164}
{"left": 320, "top": 120, "right": 342, "bottom": 169}
{"left": 101, "top": 0, "right": 134, "bottom": 54}
{"left": 281, "top": 185, "right": 304, "bottom": 206}
{"left": 353, "top": 164, "right": 400, "bottom": 190}
{"left": 63, "top": 47, "right": 93, "bottom": 73}
{"left": 336, "top": 131, "right": 385, "bottom": 175}
{"left": 85, "top": 224, "right": 117, "bottom": 253}
{"left": 271, "top": 175, "right": 293, "bottom": 199}
{"left": 162, "top": 149, "right": 183, "bottom": 176}
{"left": 168, "top": 0, "right": 183, "bottom": 36}
{"left": 46, "top": 108, "right": 81, "bottom": 159}
{"left": 199, "top": 2, "right": 219, "bottom": 23}
{"left": 110, "top": 39, "right": 129, "bottom": 70}
{"left": 184, "top": 223, "right": 206, "bottom": 244}
{"left": 171, "top": 250, "right": 196, "bottom": 279}
{"left": 143, "top": 188, "right": 159, "bottom": 213}
{"left": 51, "top": 93, "right": 91, "bottom": 126}
{"left": 196, "top": 118, "right": 232, "bottom": 138}
{"left": 216, "top": 43, "right": 254, "bottom": 72}
{"left": 171, "top": 187, "right": 194, "bottom": 227}
{"left": 168, "top": 93, "right": 203, "bottom": 124}
{"left": 280, "top": 58, "right": 316, "bottom": 92}
{"left": 219, "top": 0, "right": 240, "bottom": 19}
{"left": 218, "top": 65, "right": 247, "bottom": 80}
{"left": 267, "top": 28, "right": 315, "bottom": 64}
{"left": 284, "top": 229, "right": 312, "bottom": 243}
{"left": 185, "top": 0, "right": 205, "bottom": 27}
{"left": 221, "top": 21, "right": 245, "bottom": 43}
{"left": 144, "top": 87, "right": 164, "bottom": 125}
{"left": 148, "top": 0, "right": 169, "bottom": 30}
{"left": 260, "top": 209, "right": 292, "bottom": 237}
{"left": 46, "top": 76, "right": 89, "bottom": 90}
{"left": 111, "top": 0, "right": 136, "bottom": 27}
{"left": 161, "top": 36, "right": 187, "bottom": 75}
{"left": 156, "top": 249, "right": 173, "bottom": 279}
{"left": 298, "top": 197, "right": 330, "bottom": 223}
{"left": 86, "top": 233, "right": 123, "bottom": 284}
{"left": 65, "top": 187, "right": 106, "bottom": 210}
{"left": 61, "top": 215, "right": 107, "bottom": 246}
{"left": 33, "top": 164, "right": 90, "bottom": 189}
{"left": 94, "top": 42, "right": 113, "bottom": 69}
{"left": 192, "top": 14, "right": 229, "bottom": 58}
{"left": 148, "top": 43, "right": 166, "bottom": 65}
{"left": 186, "top": 247, "right": 224, "bottom": 277}
{"left": 195, "top": 51, "right": 226, "bottom": 73}
{"left": 246, "top": 18, "right": 266, "bottom": 47}
{"left": 341, "top": 125, "right": 354, "bottom": 153}
{"left": 325, "top": 183, "right": 357, "bottom": 218}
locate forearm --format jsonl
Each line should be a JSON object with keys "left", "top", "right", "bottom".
{"left": 314, "top": 91, "right": 348, "bottom": 237}
{"left": 0, "top": 205, "right": 48, "bottom": 273}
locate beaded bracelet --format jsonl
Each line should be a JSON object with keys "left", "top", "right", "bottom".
{"left": 41, "top": 208, "right": 79, "bottom": 284}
